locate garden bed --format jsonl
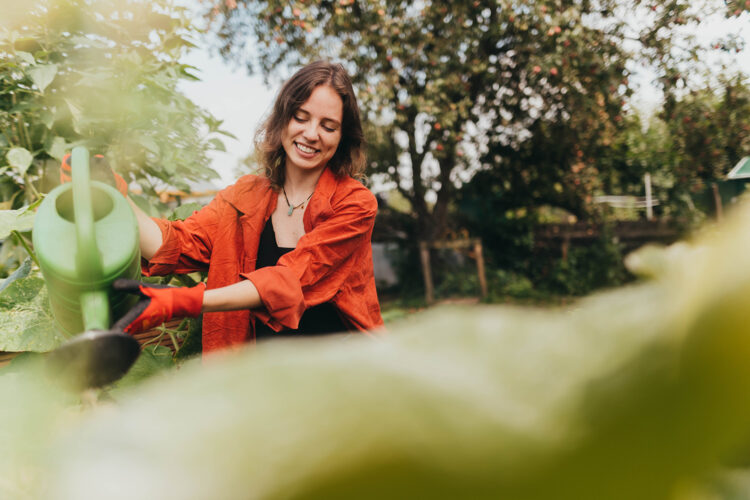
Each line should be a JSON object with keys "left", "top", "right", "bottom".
{"left": 0, "top": 318, "right": 184, "bottom": 369}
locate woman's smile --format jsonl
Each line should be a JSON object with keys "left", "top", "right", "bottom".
{"left": 294, "top": 141, "right": 319, "bottom": 155}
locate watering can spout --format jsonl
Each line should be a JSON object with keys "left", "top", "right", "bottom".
{"left": 80, "top": 290, "right": 110, "bottom": 332}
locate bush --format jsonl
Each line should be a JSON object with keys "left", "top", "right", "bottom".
{"left": 536, "top": 231, "right": 632, "bottom": 296}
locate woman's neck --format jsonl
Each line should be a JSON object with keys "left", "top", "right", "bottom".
{"left": 283, "top": 164, "right": 325, "bottom": 199}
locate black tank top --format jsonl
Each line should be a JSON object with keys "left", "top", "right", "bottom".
{"left": 253, "top": 218, "right": 347, "bottom": 340}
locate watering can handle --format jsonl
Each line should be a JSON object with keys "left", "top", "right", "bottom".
{"left": 71, "top": 147, "right": 104, "bottom": 282}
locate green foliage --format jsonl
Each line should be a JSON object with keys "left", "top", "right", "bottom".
{"left": 0, "top": 1, "right": 229, "bottom": 353}
{"left": 540, "top": 234, "right": 631, "bottom": 296}
{"left": 0, "top": 264, "right": 64, "bottom": 352}
{"left": 595, "top": 76, "right": 750, "bottom": 220}
{"left": 459, "top": 76, "right": 750, "bottom": 299}
{"left": 665, "top": 76, "right": 750, "bottom": 191}
{"left": 107, "top": 344, "right": 175, "bottom": 398}
{"left": 0, "top": 204, "right": 34, "bottom": 239}
{"left": 0, "top": 255, "right": 29, "bottom": 292}
{"left": 0, "top": 0, "right": 228, "bottom": 211}
{"left": 167, "top": 201, "right": 204, "bottom": 221}
{"left": 0, "top": 196, "right": 207, "bottom": 354}
{"left": 485, "top": 269, "right": 536, "bottom": 302}
{"left": 431, "top": 256, "right": 481, "bottom": 301}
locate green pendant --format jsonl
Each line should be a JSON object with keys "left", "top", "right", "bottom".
{"left": 287, "top": 205, "right": 294, "bottom": 216}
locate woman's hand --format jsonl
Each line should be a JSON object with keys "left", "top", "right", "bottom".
{"left": 60, "top": 153, "right": 128, "bottom": 196}
{"left": 113, "top": 279, "right": 206, "bottom": 334}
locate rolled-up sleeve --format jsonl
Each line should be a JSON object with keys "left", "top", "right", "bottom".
{"left": 242, "top": 190, "right": 377, "bottom": 331}
{"left": 141, "top": 193, "right": 225, "bottom": 276}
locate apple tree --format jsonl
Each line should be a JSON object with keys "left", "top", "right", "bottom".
{"left": 208, "top": 0, "right": 746, "bottom": 240}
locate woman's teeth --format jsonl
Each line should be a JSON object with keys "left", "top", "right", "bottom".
{"left": 296, "top": 142, "right": 316, "bottom": 154}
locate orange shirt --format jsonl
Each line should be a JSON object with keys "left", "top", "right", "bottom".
{"left": 142, "top": 168, "right": 383, "bottom": 353}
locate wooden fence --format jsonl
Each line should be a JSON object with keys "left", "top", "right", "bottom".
{"left": 534, "top": 219, "right": 682, "bottom": 260}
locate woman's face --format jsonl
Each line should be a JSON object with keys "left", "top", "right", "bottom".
{"left": 281, "top": 84, "right": 343, "bottom": 176}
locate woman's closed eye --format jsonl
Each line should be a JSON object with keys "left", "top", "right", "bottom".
{"left": 293, "top": 112, "right": 338, "bottom": 133}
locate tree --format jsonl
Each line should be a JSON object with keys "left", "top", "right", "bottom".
{"left": 664, "top": 76, "right": 750, "bottom": 189}
{"left": 208, "top": 0, "right": 746, "bottom": 241}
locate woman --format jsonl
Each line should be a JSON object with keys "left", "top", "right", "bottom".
{"left": 115, "top": 61, "right": 383, "bottom": 353}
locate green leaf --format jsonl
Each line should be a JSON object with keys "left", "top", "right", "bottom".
{"left": 168, "top": 202, "right": 203, "bottom": 221}
{"left": 217, "top": 128, "right": 238, "bottom": 140}
{"left": 6, "top": 147, "right": 33, "bottom": 174}
{"left": 108, "top": 344, "right": 173, "bottom": 396}
{"left": 138, "top": 136, "right": 160, "bottom": 155}
{"left": 15, "top": 51, "right": 35, "bottom": 65}
{"left": 45, "top": 136, "right": 67, "bottom": 161}
{"left": 0, "top": 258, "right": 32, "bottom": 294}
{"left": 28, "top": 64, "right": 57, "bottom": 92}
{"left": 64, "top": 99, "right": 83, "bottom": 126}
{"left": 0, "top": 207, "right": 35, "bottom": 239}
{"left": 39, "top": 109, "right": 55, "bottom": 129}
{"left": 207, "top": 137, "right": 226, "bottom": 152}
{"left": 0, "top": 274, "right": 64, "bottom": 352}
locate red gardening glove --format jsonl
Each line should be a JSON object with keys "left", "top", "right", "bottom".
{"left": 60, "top": 152, "right": 129, "bottom": 196}
{"left": 112, "top": 279, "right": 205, "bottom": 334}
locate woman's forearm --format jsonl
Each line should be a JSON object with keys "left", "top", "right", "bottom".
{"left": 202, "top": 280, "right": 263, "bottom": 312}
{"left": 127, "top": 197, "right": 163, "bottom": 260}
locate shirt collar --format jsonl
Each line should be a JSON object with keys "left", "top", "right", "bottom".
{"left": 224, "top": 167, "right": 341, "bottom": 227}
{"left": 304, "top": 166, "right": 338, "bottom": 227}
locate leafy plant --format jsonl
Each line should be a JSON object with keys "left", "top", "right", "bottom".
{"left": 0, "top": 0, "right": 230, "bottom": 212}
{"left": 539, "top": 231, "right": 631, "bottom": 296}
{"left": 0, "top": 194, "right": 207, "bottom": 355}
{"left": 0, "top": 258, "right": 64, "bottom": 352}
{"left": 0, "top": 0, "right": 230, "bottom": 357}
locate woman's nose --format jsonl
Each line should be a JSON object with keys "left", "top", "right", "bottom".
{"left": 302, "top": 122, "right": 318, "bottom": 140}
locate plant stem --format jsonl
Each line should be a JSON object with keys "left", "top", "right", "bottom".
{"left": 24, "top": 174, "right": 41, "bottom": 200}
{"left": 1, "top": 129, "right": 13, "bottom": 147}
{"left": 12, "top": 230, "right": 39, "bottom": 268}
{"left": 167, "top": 330, "right": 179, "bottom": 353}
{"left": 20, "top": 116, "right": 32, "bottom": 151}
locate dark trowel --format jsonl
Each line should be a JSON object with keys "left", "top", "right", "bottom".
{"left": 46, "top": 329, "right": 140, "bottom": 390}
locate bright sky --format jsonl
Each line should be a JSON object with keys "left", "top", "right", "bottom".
{"left": 178, "top": 49, "right": 275, "bottom": 188}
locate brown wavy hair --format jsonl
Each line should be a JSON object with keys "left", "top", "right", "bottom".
{"left": 255, "top": 61, "right": 366, "bottom": 189}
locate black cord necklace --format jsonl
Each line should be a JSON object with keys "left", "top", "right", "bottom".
{"left": 282, "top": 186, "right": 314, "bottom": 216}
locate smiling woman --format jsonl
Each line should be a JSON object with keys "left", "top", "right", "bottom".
{"left": 115, "top": 61, "right": 383, "bottom": 352}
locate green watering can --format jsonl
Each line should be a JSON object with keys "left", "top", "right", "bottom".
{"left": 33, "top": 147, "right": 141, "bottom": 389}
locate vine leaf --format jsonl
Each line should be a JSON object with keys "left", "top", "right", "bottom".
{"left": 6, "top": 148, "right": 33, "bottom": 175}
{"left": 28, "top": 63, "right": 57, "bottom": 92}
{"left": 45, "top": 137, "right": 67, "bottom": 161}
{"left": 15, "top": 51, "right": 35, "bottom": 65}
{"left": 168, "top": 202, "right": 203, "bottom": 221}
{"left": 108, "top": 344, "right": 174, "bottom": 397}
{"left": 0, "top": 207, "right": 35, "bottom": 240}
{"left": 0, "top": 258, "right": 32, "bottom": 294}
{"left": 0, "top": 273, "right": 64, "bottom": 353}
